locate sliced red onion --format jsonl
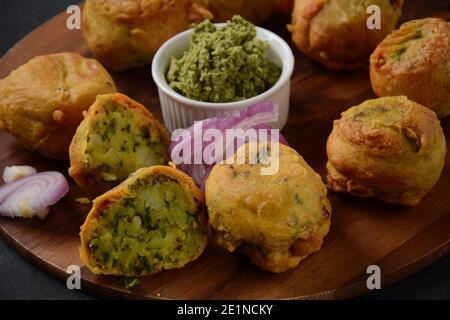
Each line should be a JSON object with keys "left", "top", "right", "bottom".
{"left": 169, "top": 102, "right": 289, "bottom": 189}
{"left": 3, "top": 165, "right": 37, "bottom": 184}
{"left": 0, "top": 172, "right": 69, "bottom": 219}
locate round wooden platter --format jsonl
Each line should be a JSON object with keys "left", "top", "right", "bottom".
{"left": 1, "top": 1, "right": 449, "bottom": 300}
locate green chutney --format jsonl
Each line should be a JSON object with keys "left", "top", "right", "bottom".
{"left": 166, "top": 16, "right": 281, "bottom": 103}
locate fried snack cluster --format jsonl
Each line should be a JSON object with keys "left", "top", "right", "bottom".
{"left": 69, "top": 93, "right": 170, "bottom": 196}
{"left": 193, "top": 0, "right": 273, "bottom": 24}
{"left": 289, "top": 0, "right": 403, "bottom": 69}
{"left": 206, "top": 142, "right": 331, "bottom": 273}
{"left": 326, "top": 96, "right": 447, "bottom": 206}
{"left": 0, "top": 52, "right": 116, "bottom": 160}
{"left": 80, "top": 166, "right": 208, "bottom": 276}
{"left": 82, "top": 0, "right": 210, "bottom": 71}
{"left": 370, "top": 18, "right": 450, "bottom": 118}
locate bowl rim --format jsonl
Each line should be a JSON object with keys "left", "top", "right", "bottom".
{"left": 151, "top": 23, "right": 295, "bottom": 111}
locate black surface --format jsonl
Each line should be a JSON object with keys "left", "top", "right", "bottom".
{"left": 0, "top": 0, "right": 449, "bottom": 300}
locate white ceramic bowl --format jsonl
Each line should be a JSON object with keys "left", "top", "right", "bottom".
{"left": 152, "top": 23, "right": 295, "bottom": 132}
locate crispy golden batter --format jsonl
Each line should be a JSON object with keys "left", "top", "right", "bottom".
{"left": 206, "top": 142, "right": 331, "bottom": 273}
{"left": 370, "top": 18, "right": 450, "bottom": 118}
{"left": 80, "top": 165, "right": 208, "bottom": 276}
{"left": 0, "top": 52, "right": 116, "bottom": 160}
{"left": 193, "top": 0, "right": 273, "bottom": 24}
{"left": 82, "top": 0, "right": 211, "bottom": 71}
{"left": 326, "top": 96, "right": 447, "bottom": 206}
{"left": 289, "top": 0, "right": 403, "bottom": 69}
{"left": 69, "top": 93, "right": 170, "bottom": 196}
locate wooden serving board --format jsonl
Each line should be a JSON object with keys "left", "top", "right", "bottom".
{"left": 0, "top": 1, "right": 449, "bottom": 300}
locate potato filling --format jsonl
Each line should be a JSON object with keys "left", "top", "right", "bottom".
{"left": 87, "top": 175, "right": 204, "bottom": 275}
{"left": 85, "top": 101, "right": 167, "bottom": 183}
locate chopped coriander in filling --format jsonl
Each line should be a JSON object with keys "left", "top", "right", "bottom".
{"left": 85, "top": 101, "right": 167, "bottom": 183}
{"left": 88, "top": 175, "right": 204, "bottom": 275}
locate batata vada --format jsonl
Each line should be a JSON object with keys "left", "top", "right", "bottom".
{"left": 326, "top": 96, "right": 446, "bottom": 206}
{"left": 82, "top": 0, "right": 211, "bottom": 71}
{"left": 289, "top": 0, "right": 403, "bottom": 69}
{"left": 370, "top": 18, "right": 450, "bottom": 118}
{"left": 69, "top": 93, "right": 170, "bottom": 196}
{"left": 0, "top": 52, "right": 116, "bottom": 160}
{"left": 80, "top": 165, "right": 208, "bottom": 276}
{"left": 206, "top": 142, "right": 331, "bottom": 273}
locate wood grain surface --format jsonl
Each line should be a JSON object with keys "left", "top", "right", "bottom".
{"left": 0, "top": 0, "right": 449, "bottom": 299}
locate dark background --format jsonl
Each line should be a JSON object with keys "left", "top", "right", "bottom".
{"left": 0, "top": 0, "right": 449, "bottom": 300}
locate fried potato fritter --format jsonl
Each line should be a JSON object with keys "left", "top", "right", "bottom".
{"left": 82, "top": 0, "right": 211, "bottom": 71}
{"left": 206, "top": 142, "right": 331, "bottom": 273}
{"left": 0, "top": 52, "right": 116, "bottom": 159}
{"left": 370, "top": 18, "right": 450, "bottom": 118}
{"left": 80, "top": 166, "right": 208, "bottom": 276}
{"left": 69, "top": 93, "right": 170, "bottom": 196}
{"left": 289, "top": 0, "right": 403, "bottom": 69}
{"left": 326, "top": 96, "right": 447, "bottom": 206}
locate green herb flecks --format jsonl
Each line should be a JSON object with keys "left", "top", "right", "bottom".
{"left": 120, "top": 276, "right": 139, "bottom": 289}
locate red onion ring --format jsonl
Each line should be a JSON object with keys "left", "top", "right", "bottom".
{"left": 0, "top": 171, "right": 69, "bottom": 219}
{"left": 169, "top": 102, "right": 289, "bottom": 190}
